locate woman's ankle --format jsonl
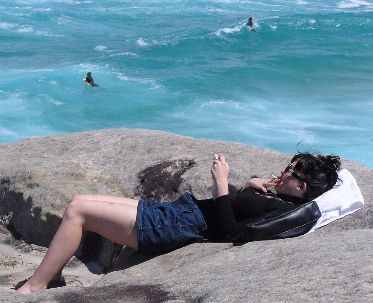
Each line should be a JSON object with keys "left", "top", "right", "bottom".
{"left": 16, "top": 277, "right": 48, "bottom": 294}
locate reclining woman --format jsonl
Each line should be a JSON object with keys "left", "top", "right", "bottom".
{"left": 16, "top": 152, "right": 341, "bottom": 294}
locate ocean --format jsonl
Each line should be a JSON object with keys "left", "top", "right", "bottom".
{"left": 1, "top": 0, "right": 372, "bottom": 167}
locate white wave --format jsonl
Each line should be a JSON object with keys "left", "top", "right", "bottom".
{"left": 73, "top": 64, "right": 161, "bottom": 89}
{"left": 74, "top": 61, "right": 156, "bottom": 93}
{"left": 296, "top": 0, "right": 309, "bottom": 4}
{"left": 16, "top": 26, "right": 34, "bottom": 33}
{"left": 215, "top": 24, "right": 244, "bottom": 36}
{"left": 9, "top": 68, "right": 54, "bottom": 73}
{"left": 116, "top": 74, "right": 129, "bottom": 81}
{"left": 74, "top": 63, "right": 101, "bottom": 74}
{"left": 15, "top": 26, "right": 61, "bottom": 38}
{"left": 338, "top": 0, "right": 373, "bottom": 9}
{"left": 37, "top": 77, "right": 58, "bottom": 86}
{"left": 308, "top": 19, "right": 316, "bottom": 24}
{"left": 263, "top": 16, "right": 280, "bottom": 20}
{"left": 57, "top": 16, "right": 74, "bottom": 25}
{"left": 109, "top": 52, "right": 138, "bottom": 58}
{"left": 206, "top": 8, "right": 225, "bottom": 13}
{"left": 33, "top": 7, "right": 52, "bottom": 12}
{"left": 35, "top": 30, "right": 64, "bottom": 37}
{"left": 0, "top": 91, "right": 28, "bottom": 115}
{"left": 284, "top": 119, "right": 364, "bottom": 132}
{"left": 136, "top": 38, "right": 149, "bottom": 46}
{"left": 48, "top": 80, "right": 58, "bottom": 86}
{"left": 13, "top": 5, "right": 32, "bottom": 10}
{"left": 0, "top": 127, "right": 16, "bottom": 137}
{"left": 4, "top": 11, "right": 31, "bottom": 17}
{"left": 38, "top": 94, "right": 63, "bottom": 106}
{"left": 137, "top": 78, "right": 162, "bottom": 90}
{"left": 212, "top": 0, "right": 281, "bottom": 8}
{"left": 201, "top": 98, "right": 253, "bottom": 111}
{"left": 270, "top": 24, "right": 278, "bottom": 30}
{"left": 0, "top": 22, "right": 17, "bottom": 29}
{"left": 110, "top": 69, "right": 161, "bottom": 89}
{"left": 40, "top": 0, "right": 93, "bottom": 4}
{"left": 94, "top": 45, "right": 108, "bottom": 51}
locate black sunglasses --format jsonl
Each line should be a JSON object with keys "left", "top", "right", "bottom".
{"left": 283, "top": 163, "right": 307, "bottom": 183}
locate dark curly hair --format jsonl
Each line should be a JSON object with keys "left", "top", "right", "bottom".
{"left": 291, "top": 153, "right": 341, "bottom": 200}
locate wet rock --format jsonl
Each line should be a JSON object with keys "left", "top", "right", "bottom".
{"left": 135, "top": 159, "right": 197, "bottom": 200}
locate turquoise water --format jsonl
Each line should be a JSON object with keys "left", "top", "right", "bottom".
{"left": 1, "top": 0, "right": 372, "bottom": 167}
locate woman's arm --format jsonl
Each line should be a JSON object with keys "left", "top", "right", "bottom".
{"left": 209, "top": 156, "right": 283, "bottom": 240}
{"left": 210, "top": 155, "right": 229, "bottom": 198}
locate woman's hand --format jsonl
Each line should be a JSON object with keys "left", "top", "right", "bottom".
{"left": 244, "top": 177, "right": 279, "bottom": 193}
{"left": 211, "top": 155, "right": 229, "bottom": 197}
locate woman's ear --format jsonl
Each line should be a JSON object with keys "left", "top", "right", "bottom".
{"left": 299, "top": 181, "right": 307, "bottom": 193}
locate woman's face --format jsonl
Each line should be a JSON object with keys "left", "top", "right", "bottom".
{"left": 274, "top": 161, "right": 306, "bottom": 198}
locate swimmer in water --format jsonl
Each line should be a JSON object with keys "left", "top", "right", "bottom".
{"left": 84, "top": 72, "right": 95, "bottom": 86}
{"left": 246, "top": 17, "right": 256, "bottom": 32}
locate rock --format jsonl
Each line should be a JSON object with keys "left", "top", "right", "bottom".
{"left": 0, "top": 128, "right": 371, "bottom": 302}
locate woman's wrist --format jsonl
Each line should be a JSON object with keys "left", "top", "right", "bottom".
{"left": 216, "top": 179, "right": 229, "bottom": 196}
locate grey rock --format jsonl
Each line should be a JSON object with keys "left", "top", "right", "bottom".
{"left": 0, "top": 128, "right": 371, "bottom": 302}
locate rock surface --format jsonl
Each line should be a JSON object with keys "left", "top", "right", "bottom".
{"left": 0, "top": 128, "right": 371, "bottom": 302}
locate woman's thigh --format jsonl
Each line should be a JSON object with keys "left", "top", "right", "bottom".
{"left": 73, "top": 194, "right": 139, "bottom": 208}
{"left": 72, "top": 197, "right": 139, "bottom": 249}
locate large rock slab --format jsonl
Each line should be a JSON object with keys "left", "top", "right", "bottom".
{"left": 0, "top": 128, "right": 371, "bottom": 302}
{"left": 95, "top": 229, "right": 373, "bottom": 303}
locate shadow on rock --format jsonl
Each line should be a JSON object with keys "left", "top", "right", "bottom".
{"left": 53, "top": 284, "right": 175, "bottom": 303}
{"left": 0, "top": 177, "right": 61, "bottom": 247}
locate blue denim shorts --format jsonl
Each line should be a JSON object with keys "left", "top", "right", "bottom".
{"left": 136, "top": 193, "right": 207, "bottom": 254}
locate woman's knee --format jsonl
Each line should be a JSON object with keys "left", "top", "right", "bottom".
{"left": 63, "top": 196, "right": 87, "bottom": 223}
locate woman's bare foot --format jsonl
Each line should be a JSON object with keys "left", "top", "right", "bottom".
{"left": 15, "top": 276, "right": 66, "bottom": 294}
{"left": 15, "top": 278, "right": 48, "bottom": 294}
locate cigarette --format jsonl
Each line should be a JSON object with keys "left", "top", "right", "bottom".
{"left": 271, "top": 175, "right": 277, "bottom": 180}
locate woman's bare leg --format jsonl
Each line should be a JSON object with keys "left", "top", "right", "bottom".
{"left": 51, "top": 195, "right": 138, "bottom": 281}
{"left": 16, "top": 195, "right": 139, "bottom": 294}
{"left": 73, "top": 194, "right": 139, "bottom": 208}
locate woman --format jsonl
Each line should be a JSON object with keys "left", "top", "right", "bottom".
{"left": 16, "top": 152, "right": 341, "bottom": 294}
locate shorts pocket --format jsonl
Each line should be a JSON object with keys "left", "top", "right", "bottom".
{"left": 175, "top": 207, "right": 205, "bottom": 242}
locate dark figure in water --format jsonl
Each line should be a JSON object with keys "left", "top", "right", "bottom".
{"left": 84, "top": 72, "right": 95, "bottom": 86}
{"left": 246, "top": 17, "right": 256, "bottom": 32}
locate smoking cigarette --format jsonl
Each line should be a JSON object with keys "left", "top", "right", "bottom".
{"left": 271, "top": 175, "right": 277, "bottom": 180}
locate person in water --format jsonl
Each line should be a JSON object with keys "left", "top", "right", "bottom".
{"left": 16, "top": 152, "right": 341, "bottom": 294}
{"left": 84, "top": 72, "right": 95, "bottom": 86}
{"left": 246, "top": 17, "right": 256, "bottom": 32}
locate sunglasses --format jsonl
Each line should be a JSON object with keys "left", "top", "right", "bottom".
{"left": 282, "top": 163, "right": 307, "bottom": 183}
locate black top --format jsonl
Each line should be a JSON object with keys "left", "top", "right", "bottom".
{"left": 194, "top": 187, "right": 310, "bottom": 242}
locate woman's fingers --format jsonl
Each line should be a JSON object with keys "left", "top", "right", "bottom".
{"left": 212, "top": 154, "right": 224, "bottom": 167}
{"left": 265, "top": 178, "right": 280, "bottom": 187}
{"left": 245, "top": 177, "right": 278, "bottom": 193}
{"left": 211, "top": 154, "right": 229, "bottom": 178}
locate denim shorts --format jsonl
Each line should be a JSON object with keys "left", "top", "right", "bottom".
{"left": 136, "top": 193, "right": 207, "bottom": 254}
